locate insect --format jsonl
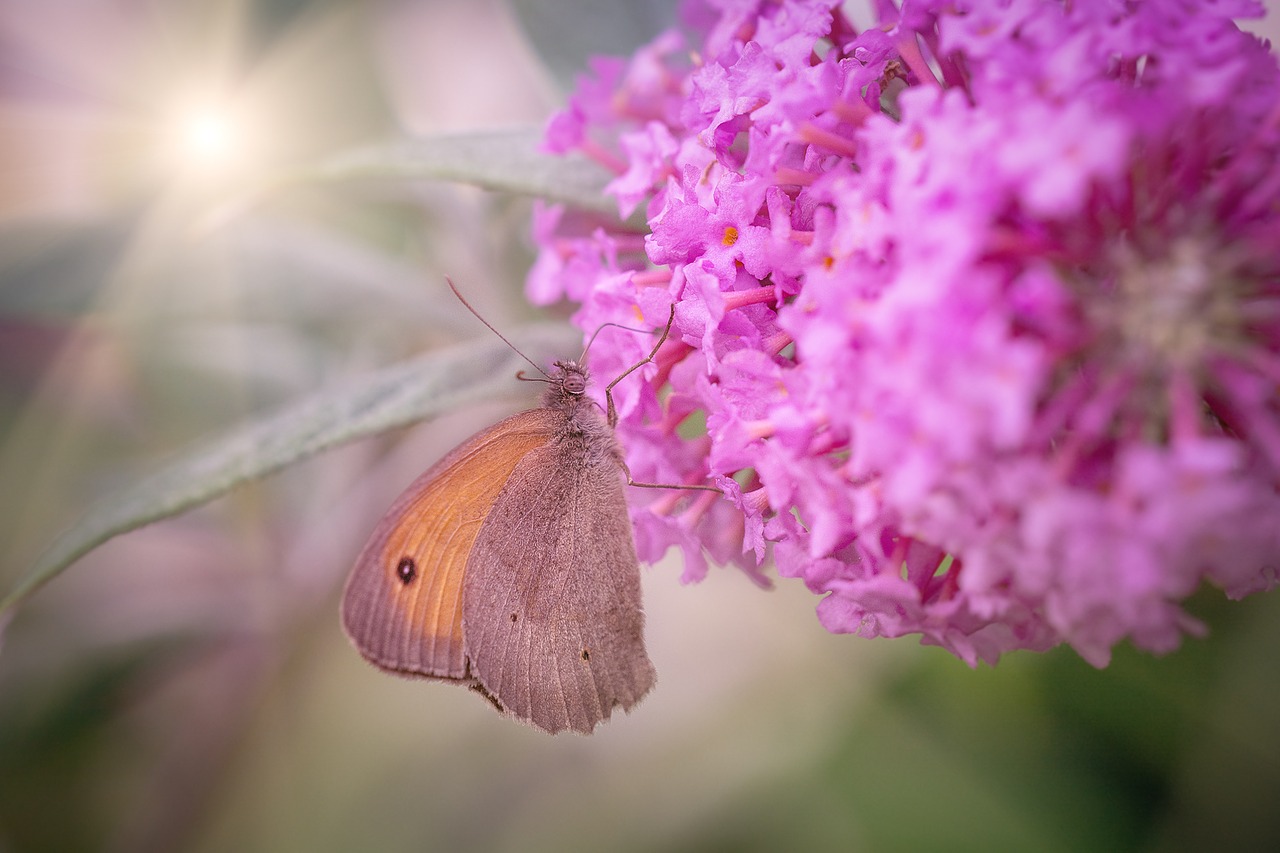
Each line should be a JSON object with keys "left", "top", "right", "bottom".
{"left": 342, "top": 284, "right": 711, "bottom": 734}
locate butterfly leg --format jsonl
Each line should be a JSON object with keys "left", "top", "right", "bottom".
{"left": 619, "top": 457, "right": 722, "bottom": 493}
{"left": 604, "top": 305, "right": 677, "bottom": 427}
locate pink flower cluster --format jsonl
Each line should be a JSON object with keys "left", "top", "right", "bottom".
{"left": 528, "top": 0, "right": 1280, "bottom": 666}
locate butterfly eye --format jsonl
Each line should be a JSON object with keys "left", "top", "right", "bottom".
{"left": 395, "top": 557, "right": 417, "bottom": 584}
{"left": 563, "top": 374, "right": 586, "bottom": 394}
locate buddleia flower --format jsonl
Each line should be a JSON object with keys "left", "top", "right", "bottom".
{"left": 530, "top": 0, "right": 1280, "bottom": 666}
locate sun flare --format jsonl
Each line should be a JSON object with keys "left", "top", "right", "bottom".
{"left": 166, "top": 101, "right": 252, "bottom": 177}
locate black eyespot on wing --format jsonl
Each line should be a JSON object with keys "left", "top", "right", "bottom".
{"left": 395, "top": 557, "right": 417, "bottom": 584}
{"left": 580, "top": 648, "right": 591, "bottom": 661}
{"left": 510, "top": 612, "right": 519, "bottom": 622}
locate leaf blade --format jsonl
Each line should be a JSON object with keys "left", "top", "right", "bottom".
{"left": 301, "top": 128, "right": 617, "bottom": 213}
{"left": 506, "top": 0, "right": 680, "bottom": 90}
{"left": 0, "top": 323, "right": 579, "bottom": 617}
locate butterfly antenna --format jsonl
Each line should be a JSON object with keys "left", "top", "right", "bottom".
{"left": 580, "top": 320, "right": 662, "bottom": 362}
{"left": 447, "top": 277, "right": 551, "bottom": 379}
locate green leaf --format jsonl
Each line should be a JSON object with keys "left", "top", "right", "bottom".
{"left": 505, "top": 0, "right": 680, "bottom": 90}
{"left": 300, "top": 127, "right": 618, "bottom": 213}
{"left": 0, "top": 323, "right": 579, "bottom": 618}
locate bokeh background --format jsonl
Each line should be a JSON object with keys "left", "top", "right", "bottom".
{"left": 2, "top": 2, "right": 1279, "bottom": 851}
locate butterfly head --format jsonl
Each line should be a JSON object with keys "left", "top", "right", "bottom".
{"left": 552, "top": 360, "right": 589, "bottom": 396}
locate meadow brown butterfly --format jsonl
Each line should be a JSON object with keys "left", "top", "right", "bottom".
{"left": 341, "top": 286, "right": 701, "bottom": 734}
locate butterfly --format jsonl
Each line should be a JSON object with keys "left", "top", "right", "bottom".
{"left": 342, "top": 293, "right": 710, "bottom": 734}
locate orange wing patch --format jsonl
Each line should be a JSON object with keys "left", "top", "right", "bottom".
{"left": 341, "top": 409, "right": 558, "bottom": 680}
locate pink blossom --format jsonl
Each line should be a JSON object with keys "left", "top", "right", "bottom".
{"left": 529, "top": 0, "right": 1280, "bottom": 666}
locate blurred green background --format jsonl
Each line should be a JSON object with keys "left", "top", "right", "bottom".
{"left": 2, "top": 2, "right": 1279, "bottom": 851}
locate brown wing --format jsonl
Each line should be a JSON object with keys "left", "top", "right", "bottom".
{"left": 341, "top": 409, "right": 560, "bottom": 680}
{"left": 462, "top": 437, "right": 656, "bottom": 734}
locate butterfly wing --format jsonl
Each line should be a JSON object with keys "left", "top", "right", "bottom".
{"left": 462, "top": 435, "right": 656, "bottom": 734}
{"left": 341, "top": 408, "right": 561, "bottom": 680}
